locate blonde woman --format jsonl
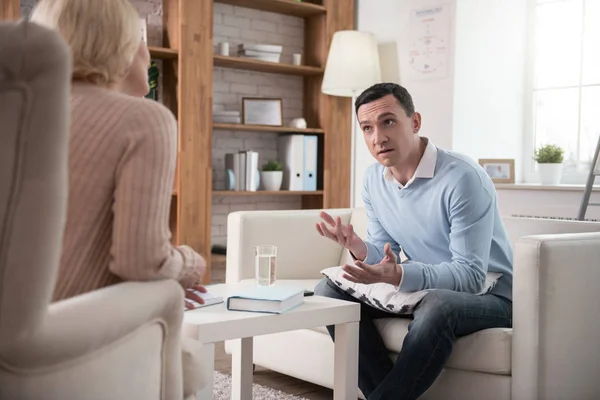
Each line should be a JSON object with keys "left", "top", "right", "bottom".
{"left": 30, "top": 0, "right": 207, "bottom": 306}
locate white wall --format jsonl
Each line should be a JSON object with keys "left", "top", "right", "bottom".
{"left": 354, "top": 0, "right": 457, "bottom": 206}
{"left": 452, "top": 0, "right": 529, "bottom": 181}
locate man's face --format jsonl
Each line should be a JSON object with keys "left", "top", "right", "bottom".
{"left": 357, "top": 94, "right": 421, "bottom": 168}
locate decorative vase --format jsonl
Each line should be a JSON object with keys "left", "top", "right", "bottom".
{"left": 289, "top": 118, "right": 307, "bottom": 129}
{"left": 538, "top": 163, "right": 563, "bottom": 185}
{"left": 260, "top": 171, "right": 283, "bottom": 191}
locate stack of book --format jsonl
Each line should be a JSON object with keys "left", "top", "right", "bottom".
{"left": 238, "top": 43, "right": 282, "bottom": 63}
{"left": 213, "top": 110, "right": 241, "bottom": 124}
{"left": 225, "top": 150, "right": 259, "bottom": 191}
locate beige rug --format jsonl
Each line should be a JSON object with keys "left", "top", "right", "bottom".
{"left": 213, "top": 371, "right": 309, "bottom": 400}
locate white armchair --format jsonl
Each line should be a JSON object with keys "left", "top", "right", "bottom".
{"left": 0, "top": 21, "right": 186, "bottom": 400}
{"left": 225, "top": 208, "right": 600, "bottom": 400}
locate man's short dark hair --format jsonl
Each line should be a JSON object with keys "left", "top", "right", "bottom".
{"left": 354, "top": 83, "right": 415, "bottom": 116}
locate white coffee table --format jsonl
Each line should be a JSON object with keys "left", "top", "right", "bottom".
{"left": 183, "top": 280, "right": 360, "bottom": 400}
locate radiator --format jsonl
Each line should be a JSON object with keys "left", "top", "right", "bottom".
{"left": 511, "top": 214, "right": 600, "bottom": 222}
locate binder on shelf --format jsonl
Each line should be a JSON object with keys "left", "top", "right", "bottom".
{"left": 278, "top": 135, "right": 305, "bottom": 191}
{"left": 303, "top": 135, "right": 318, "bottom": 191}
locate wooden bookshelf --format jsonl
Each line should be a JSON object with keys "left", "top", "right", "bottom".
{"left": 148, "top": 46, "right": 178, "bottom": 59}
{"left": 214, "top": 55, "right": 324, "bottom": 76}
{"left": 215, "top": 0, "right": 326, "bottom": 17}
{"left": 198, "top": 0, "right": 353, "bottom": 280}
{"left": 213, "top": 190, "right": 324, "bottom": 196}
{"left": 213, "top": 123, "right": 324, "bottom": 134}
{"left": 0, "top": 0, "right": 19, "bottom": 20}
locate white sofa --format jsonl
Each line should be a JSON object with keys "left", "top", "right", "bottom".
{"left": 225, "top": 208, "right": 600, "bottom": 400}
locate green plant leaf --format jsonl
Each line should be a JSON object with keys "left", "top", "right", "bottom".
{"left": 262, "top": 160, "right": 283, "bottom": 171}
{"left": 533, "top": 144, "right": 564, "bottom": 163}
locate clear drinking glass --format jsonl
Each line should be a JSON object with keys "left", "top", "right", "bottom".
{"left": 255, "top": 245, "right": 277, "bottom": 286}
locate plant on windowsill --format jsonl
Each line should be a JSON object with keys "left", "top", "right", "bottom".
{"left": 533, "top": 144, "right": 564, "bottom": 185}
{"left": 260, "top": 160, "right": 283, "bottom": 191}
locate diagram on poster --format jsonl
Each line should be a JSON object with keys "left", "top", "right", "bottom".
{"left": 407, "top": 4, "right": 451, "bottom": 81}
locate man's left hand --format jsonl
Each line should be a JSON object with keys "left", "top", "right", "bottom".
{"left": 341, "top": 242, "right": 402, "bottom": 286}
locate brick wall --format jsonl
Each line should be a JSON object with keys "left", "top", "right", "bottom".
{"left": 20, "top": 0, "right": 306, "bottom": 248}
{"left": 211, "top": 3, "right": 305, "bottom": 247}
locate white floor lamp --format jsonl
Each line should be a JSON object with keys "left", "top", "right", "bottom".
{"left": 321, "top": 30, "right": 382, "bottom": 208}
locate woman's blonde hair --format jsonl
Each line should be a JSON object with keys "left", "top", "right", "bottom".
{"left": 31, "top": 0, "right": 142, "bottom": 86}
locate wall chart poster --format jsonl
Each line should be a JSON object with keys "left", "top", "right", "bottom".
{"left": 407, "top": 4, "right": 451, "bottom": 81}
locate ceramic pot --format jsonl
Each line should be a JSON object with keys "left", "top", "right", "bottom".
{"left": 261, "top": 171, "right": 283, "bottom": 191}
{"left": 538, "top": 163, "right": 563, "bottom": 185}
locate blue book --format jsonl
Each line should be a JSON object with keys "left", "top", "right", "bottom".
{"left": 226, "top": 286, "right": 305, "bottom": 314}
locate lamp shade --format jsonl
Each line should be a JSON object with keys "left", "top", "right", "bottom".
{"left": 321, "top": 30, "right": 382, "bottom": 97}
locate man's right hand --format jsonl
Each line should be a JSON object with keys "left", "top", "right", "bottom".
{"left": 316, "top": 211, "right": 368, "bottom": 261}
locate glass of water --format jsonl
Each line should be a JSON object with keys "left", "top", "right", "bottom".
{"left": 255, "top": 245, "right": 277, "bottom": 286}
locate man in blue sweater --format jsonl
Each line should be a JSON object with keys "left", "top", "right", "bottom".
{"left": 314, "top": 82, "right": 513, "bottom": 400}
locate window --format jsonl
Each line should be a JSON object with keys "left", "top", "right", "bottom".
{"left": 526, "top": 0, "right": 600, "bottom": 183}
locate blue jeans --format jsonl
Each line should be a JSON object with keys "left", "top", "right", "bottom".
{"left": 314, "top": 277, "right": 512, "bottom": 400}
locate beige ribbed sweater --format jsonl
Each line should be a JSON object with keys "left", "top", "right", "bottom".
{"left": 54, "top": 83, "right": 202, "bottom": 301}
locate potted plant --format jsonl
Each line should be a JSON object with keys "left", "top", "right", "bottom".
{"left": 533, "top": 144, "right": 564, "bottom": 185}
{"left": 260, "top": 160, "right": 283, "bottom": 191}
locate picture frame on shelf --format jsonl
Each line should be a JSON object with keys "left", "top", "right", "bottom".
{"left": 242, "top": 97, "right": 283, "bottom": 126}
{"left": 478, "top": 158, "right": 515, "bottom": 184}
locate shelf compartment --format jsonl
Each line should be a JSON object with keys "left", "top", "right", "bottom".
{"left": 213, "top": 190, "right": 324, "bottom": 196}
{"left": 215, "top": 0, "right": 326, "bottom": 17}
{"left": 213, "top": 123, "right": 324, "bottom": 134}
{"left": 214, "top": 55, "right": 323, "bottom": 76}
{"left": 149, "top": 46, "right": 178, "bottom": 60}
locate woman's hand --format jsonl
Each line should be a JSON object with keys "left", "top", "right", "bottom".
{"left": 184, "top": 285, "right": 207, "bottom": 309}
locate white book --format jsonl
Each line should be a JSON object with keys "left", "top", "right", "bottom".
{"left": 239, "top": 54, "right": 281, "bottom": 63}
{"left": 184, "top": 289, "right": 224, "bottom": 310}
{"left": 213, "top": 116, "right": 241, "bottom": 124}
{"left": 238, "top": 43, "right": 283, "bottom": 54}
{"left": 241, "top": 150, "right": 259, "bottom": 191}
{"left": 236, "top": 152, "right": 246, "bottom": 191}
{"left": 226, "top": 286, "right": 304, "bottom": 314}
{"left": 239, "top": 49, "right": 282, "bottom": 57}
{"left": 213, "top": 110, "right": 241, "bottom": 116}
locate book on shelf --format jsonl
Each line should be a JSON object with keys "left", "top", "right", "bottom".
{"left": 238, "top": 43, "right": 283, "bottom": 53}
{"left": 226, "top": 286, "right": 304, "bottom": 314}
{"left": 225, "top": 150, "right": 259, "bottom": 191}
{"left": 238, "top": 43, "right": 282, "bottom": 63}
{"left": 213, "top": 110, "right": 241, "bottom": 124}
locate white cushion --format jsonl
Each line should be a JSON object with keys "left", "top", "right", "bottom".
{"left": 320, "top": 266, "right": 502, "bottom": 314}
{"left": 301, "top": 277, "right": 512, "bottom": 375}
{"left": 375, "top": 319, "right": 512, "bottom": 375}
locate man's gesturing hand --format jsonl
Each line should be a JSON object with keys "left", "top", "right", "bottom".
{"left": 341, "top": 242, "right": 402, "bottom": 287}
{"left": 316, "top": 211, "right": 368, "bottom": 260}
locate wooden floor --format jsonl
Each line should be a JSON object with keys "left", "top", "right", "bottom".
{"left": 210, "top": 258, "right": 334, "bottom": 399}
